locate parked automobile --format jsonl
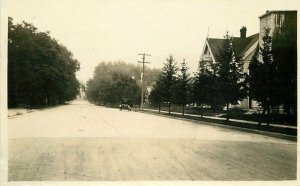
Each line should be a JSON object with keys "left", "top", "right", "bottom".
{"left": 119, "top": 104, "right": 131, "bottom": 111}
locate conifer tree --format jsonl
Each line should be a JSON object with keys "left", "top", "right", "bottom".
{"left": 272, "top": 13, "right": 297, "bottom": 118}
{"left": 248, "top": 28, "right": 274, "bottom": 126}
{"left": 215, "top": 31, "right": 247, "bottom": 121}
{"left": 173, "top": 59, "right": 190, "bottom": 115}
{"left": 149, "top": 55, "right": 178, "bottom": 114}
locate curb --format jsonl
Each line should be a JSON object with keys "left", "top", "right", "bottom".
{"left": 135, "top": 109, "right": 297, "bottom": 142}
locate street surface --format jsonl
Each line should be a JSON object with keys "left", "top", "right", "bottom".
{"left": 8, "top": 100, "right": 296, "bottom": 181}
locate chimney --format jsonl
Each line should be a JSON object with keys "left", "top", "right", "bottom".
{"left": 240, "top": 26, "right": 247, "bottom": 38}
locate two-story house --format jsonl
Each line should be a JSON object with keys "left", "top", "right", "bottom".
{"left": 199, "top": 27, "right": 259, "bottom": 109}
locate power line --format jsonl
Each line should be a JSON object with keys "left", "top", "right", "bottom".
{"left": 138, "top": 53, "right": 151, "bottom": 110}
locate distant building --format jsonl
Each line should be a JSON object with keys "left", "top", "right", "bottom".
{"left": 259, "top": 10, "right": 297, "bottom": 43}
{"left": 199, "top": 27, "right": 259, "bottom": 109}
{"left": 258, "top": 10, "right": 297, "bottom": 61}
{"left": 258, "top": 10, "right": 297, "bottom": 113}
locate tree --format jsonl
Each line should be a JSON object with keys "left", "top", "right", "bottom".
{"left": 191, "top": 61, "right": 205, "bottom": 117}
{"left": 148, "top": 55, "right": 178, "bottom": 114}
{"left": 173, "top": 59, "right": 190, "bottom": 115}
{"left": 148, "top": 77, "right": 164, "bottom": 113}
{"left": 248, "top": 14, "right": 297, "bottom": 125}
{"left": 214, "top": 31, "right": 247, "bottom": 121}
{"left": 272, "top": 13, "right": 297, "bottom": 118}
{"left": 191, "top": 60, "right": 211, "bottom": 117}
{"left": 85, "top": 62, "right": 137, "bottom": 106}
{"left": 247, "top": 28, "right": 275, "bottom": 126}
{"left": 8, "top": 17, "right": 80, "bottom": 108}
{"left": 159, "top": 55, "right": 178, "bottom": 114}
{"left": 85, "top": 61, "right": 160, "bottom": 107}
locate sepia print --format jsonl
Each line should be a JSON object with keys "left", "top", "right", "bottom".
{"left": 1, "top": 0, "right": 298, "bottom": 185}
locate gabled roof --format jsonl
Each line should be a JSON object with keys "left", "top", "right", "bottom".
{"left": 239, "top": 33, "right": 259, "bottom": 56}
{"left": 206, "top": 33, "right": 259, "bottom": 60}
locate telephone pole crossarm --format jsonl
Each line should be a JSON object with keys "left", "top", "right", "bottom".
{"left": 137, "top": 61, "right": 150, "bottom": 64}
{"left": 138, "top": 53, "right": 151, "bottom": 56}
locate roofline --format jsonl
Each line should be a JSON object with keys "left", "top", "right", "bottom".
{"left": 205, "top": 37, "right": 223, "bottom": 40}
{"left": 200, "top": 38, "right": 216, "bottom": 62}
{"left": 242, "top": 41, "right": 259, "bottom": 60}
{"left": 259, "top": 10, "right": 297, "bottom": 18}
{"left": 247, "top": 33, "right": 259, "bottom": 38}
{"left": 239, "top": 33, "right": 259, "bottom": 57}
{"left": 200, "top": 38, "right": 208, "bottom": 55}
{"left": 208, "top": 33, "right": 258, "bottom": 40}
{"left": 205, "top": 34, "right": 259, "bottom": 60}
{"left": 206, "top": 39, "right": 216, "bottom": 62}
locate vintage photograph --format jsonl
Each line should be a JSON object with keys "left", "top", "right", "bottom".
{"left": 2, "top": 0, "right": 298, "bottom": 184}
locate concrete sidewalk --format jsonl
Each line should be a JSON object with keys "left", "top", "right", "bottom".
{"left": 142, "top": 108, "right": 297, "bottom": 130}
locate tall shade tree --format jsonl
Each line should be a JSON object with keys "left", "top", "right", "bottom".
{"left": 85, "top": 61, "right": 161, "bottom": 107}
{"left": 8, "top": 17, "right": 80, "bottom": 108}
{"left": 86, "top": 62, "right": 138, "bottom": 106}
{"left": 214, "top": 31, "right": 247, "bottom": 121}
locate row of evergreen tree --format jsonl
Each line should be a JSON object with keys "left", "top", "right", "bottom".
{"left": 148, "top": 33, "right": 245, "bottom": 122}
{"left": 149, "top": 21, "right": 296, "bottom": 124}
{"left": 8, "top": 18, "right": 81, "bottom": 108}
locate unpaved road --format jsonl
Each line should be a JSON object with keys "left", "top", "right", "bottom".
{"left": 8, "top": 100, "right": 296, "bottom": 181}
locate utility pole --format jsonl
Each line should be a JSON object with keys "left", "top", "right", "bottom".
{"left": 138, "top": 53, "right": 151, "bottom": 110}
